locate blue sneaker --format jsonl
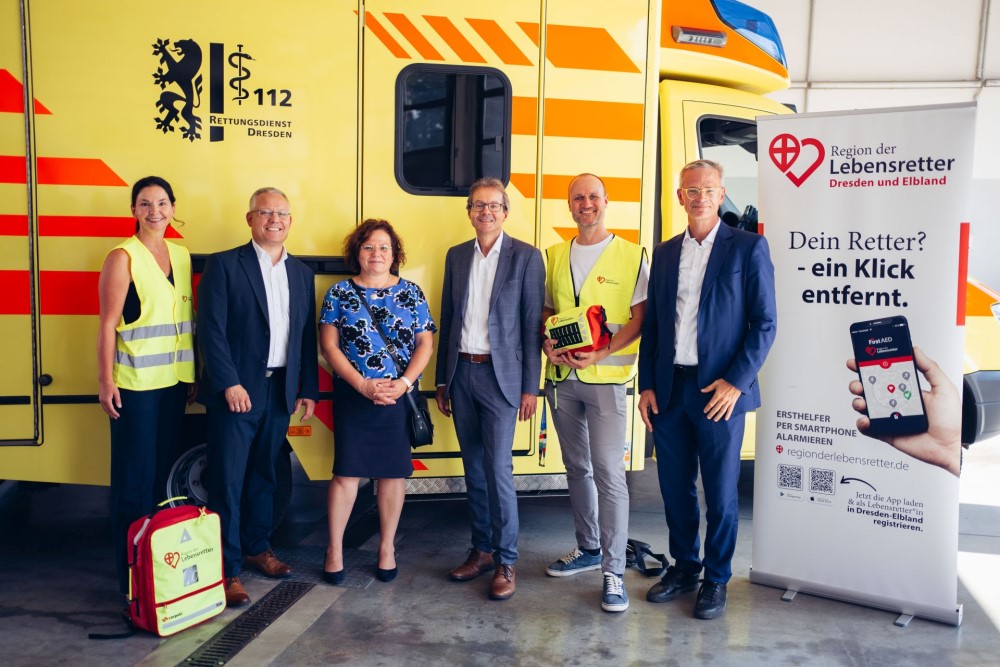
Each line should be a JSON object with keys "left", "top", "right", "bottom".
{"left": 546, "top": 548, "right": 602, "bottom": 577}
{"left": 601, "top": 573, "right": 629, "bottom": 612}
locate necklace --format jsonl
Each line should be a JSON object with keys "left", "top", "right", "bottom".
{"left": 355, "top": 275, "right": 395, "bottom": 289}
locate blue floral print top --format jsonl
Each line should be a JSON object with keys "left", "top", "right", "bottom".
{"left": 319, "top": 278, "right": 437, "bottom": 379}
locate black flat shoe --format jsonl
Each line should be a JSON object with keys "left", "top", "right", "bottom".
{"left": 694, "top": 581, "right": 727, "bottom": 620}
{"left": 376, "top": 566, "right": 398, "bottom": 582}
{"left": 323, "top": 569, "right": 345, "bottom": 585}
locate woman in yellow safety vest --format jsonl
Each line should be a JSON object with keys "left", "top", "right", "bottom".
{"left": 97, "top": 176, "right": 195, "bottom": 598}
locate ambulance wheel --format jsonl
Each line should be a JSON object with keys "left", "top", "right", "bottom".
{"left": 166, "top": 444, "right": 209, "bottom": 507}
{"left": 165, "top": 442, "right": 293, "bottom": 531}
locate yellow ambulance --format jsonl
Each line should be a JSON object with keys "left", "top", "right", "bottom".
{"left": 2, "top": 0, "right": 997, "bottom": 506}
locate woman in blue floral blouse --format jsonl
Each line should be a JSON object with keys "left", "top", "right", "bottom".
{"left": 319, "top": 218, "right": 436, "bottom": 584}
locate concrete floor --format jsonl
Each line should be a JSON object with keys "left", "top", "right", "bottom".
{"left": 1, "top": 438, "right": 998, "bottom": 667}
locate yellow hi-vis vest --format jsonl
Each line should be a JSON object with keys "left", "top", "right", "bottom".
{"left": 545, "top": 236, "right": 644, "bottom": 384}
{"left": 112, "top": 236, "right": 195, "bottom": 390}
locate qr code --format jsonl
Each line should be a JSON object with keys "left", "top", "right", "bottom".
{"left": 777, "top": 464, "right": 802, "bottom": 490}
{"left": 809, "top": 468, "right": 835, "bottom": 495}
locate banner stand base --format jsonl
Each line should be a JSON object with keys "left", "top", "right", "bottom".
{"left": 749, "top": 568, "right": 963, "bottom": 627}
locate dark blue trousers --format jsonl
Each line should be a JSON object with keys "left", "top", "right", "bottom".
{"left": 110, "top": 383, "right": 187, "bottom": 595}
{"left": 207, "top": 371, "right": 291, "bottom": 577}
{"left": 652, "top": 370, "right": 745, "bottom": 584}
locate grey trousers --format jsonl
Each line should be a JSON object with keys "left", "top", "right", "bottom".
{"left": 451, "top": 359, "right": 520, "bottom": 564}
{"left": 545, "top": 379, "right": 629, "bottom": 574}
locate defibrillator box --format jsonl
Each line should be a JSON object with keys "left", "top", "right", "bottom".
{"left": 545, "top": 305, "right": 612, "bottom": 353}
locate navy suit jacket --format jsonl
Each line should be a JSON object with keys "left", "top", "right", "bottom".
{"left": 198, "top": 241, "right": 319, "bottom": 414}
{"left": 638, "top": 223, "right": 776, "bottom": 416}
{"left": 435, "top": 233, "right": 545, "bottom": 408}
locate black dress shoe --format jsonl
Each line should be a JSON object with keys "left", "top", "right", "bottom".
{"left": 693, "top": 581, "right": 727, "bottom": 619}
{"left": 646, "top": 565, "right": 700, "bottom": 603}
{"left": 323, "top": 569, "right": 345, "bottom": 585}
{"left": 376, "top": 566, "right": 398, "bottom": 582}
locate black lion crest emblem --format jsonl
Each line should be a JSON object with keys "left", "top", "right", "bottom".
{"left": 152, "top": 38, "right": 203, "bottom": 141}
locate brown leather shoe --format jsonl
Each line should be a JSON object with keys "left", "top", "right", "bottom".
{"left": 245, "top": 549, "right": 292, "bottom": 578}
{"left": 489, "top": 564, "right": 516, "bottom": 600}
{"left": 449, "top": 548, "right": 495, "bottom": 581}
{"left": 224, "top": 577, "right": 251, "bottom": 607}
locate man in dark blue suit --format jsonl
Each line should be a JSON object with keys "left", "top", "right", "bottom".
{"left": 638, "top": 160, "right": 776, "bottom": 620}
{"left": 436, "top": 177, "right": 544, "bottom": 601}
{"left": 198, "top": 187, "right": 318, "bottom": 607}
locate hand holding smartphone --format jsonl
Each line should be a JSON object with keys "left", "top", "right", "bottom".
{"left": 848, "top": 315, "right": 929, "bottom": 436}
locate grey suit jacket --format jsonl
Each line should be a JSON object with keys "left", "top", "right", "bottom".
{"left": 435, "top": 233, "right": 545, "bottom": 408}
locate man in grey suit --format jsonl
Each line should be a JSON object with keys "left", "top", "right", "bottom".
{"left": 436, "top": 177, "right": 545, "bottom": 601}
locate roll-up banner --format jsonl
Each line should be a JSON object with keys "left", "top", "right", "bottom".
{"left": 752, "top": 103, "right": 975, "bottom": 626}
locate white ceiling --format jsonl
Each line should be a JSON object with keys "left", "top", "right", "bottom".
{"left": 754, "top": 0, "right": 1000, "bottom": 177}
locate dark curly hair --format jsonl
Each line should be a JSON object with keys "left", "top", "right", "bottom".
{"left": 342, "top": 218, "right": 406, "bottom": 275}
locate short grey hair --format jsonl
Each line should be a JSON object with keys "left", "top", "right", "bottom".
{"left": 679, "top": 160, "right": 724, "bottom": 185}
{"left": 248, "top": 186, "right": 289, "bottom": 211}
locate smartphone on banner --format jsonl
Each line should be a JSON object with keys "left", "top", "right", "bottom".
{"left": 849, "top": 316, "right": 929, "bottom": 436}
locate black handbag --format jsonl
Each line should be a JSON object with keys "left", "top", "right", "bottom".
{"left": 353, "top": 284, "right": 434, "bottom": 448}
{"left": 405, "top": 391, "right": 434, "bottom": 447}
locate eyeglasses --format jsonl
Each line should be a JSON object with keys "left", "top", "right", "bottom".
{"left": 469, "top": 202, "right": 504, "bottom": 212}
{"left": 682, "top": 187, "right": 721, "bottom": 200}
{"left": 361, "top": 244, "right": 392, "bottom": 253}
{"left": 253, "top": 209, "right": 291, "bottom": 219}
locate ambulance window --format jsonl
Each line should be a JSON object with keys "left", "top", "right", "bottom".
{"left": 396, "top": 65, "right": 511, "bottom": 195}
{"left": 698, "top": 116, "right": 760, "bottom": 229}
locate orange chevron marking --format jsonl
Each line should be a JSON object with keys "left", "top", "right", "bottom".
{"left": 39, "top": 216, "right": 182, "bottom": 238}
{"left": 509, "top": 173, "right": 641, "bottom": 203}
{"left": 424, "top": 15, "right": 486, "bottom": 63}
{"left": 0, "top": 270, "right": 30, "bottom": 314}
{"left": 511, "top": 97, "right": 643, "bottom": 141}
{"left": 366, "top": 12, "right": 411, "bottom": 58}
{"left": 0, "top": 214, "right": 28, "bottom": 236}
{"left": 511, "top": 97, "right": 537, "bottom": 135}
{"left": 35, "top": 157, "right": 127, "bottom": 186}
{"left": 41, "top": 270, "right": 100, "bottom": 315}
{"left": 0, "top": 69, "right": 51, "bottom": 114}
{"left": 0, "top": 155, "right": 26, "bottom": 183}
{"left": 517, "top": 23, "right": 640, "bottom": 73}
{"left": 466, "top": 19, "right": 532, "bottom": 66}
{"left": 0, "top": 214, "right": 183, "bottom": 238}
{"left": 1, "top": 155, "right": 123, "bottom": 185}
{"left": 545, "top": 98, "right": 644, "bottom": 140}
{"left": 314, "top": 367, "right": 334, "bottom": 432}
{"left": 385, "top": 13, "right": 444, "bottom": 60}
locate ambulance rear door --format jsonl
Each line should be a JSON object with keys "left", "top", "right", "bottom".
{"left": 359, "top": 0, "right": 543, "bottom": 483}
{"left": 0, "top": 0, "right": 40, "bottom": 445}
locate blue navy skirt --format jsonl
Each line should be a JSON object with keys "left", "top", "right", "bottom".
{"left": 332, "top": 377, "right": 414, "bottom": 479}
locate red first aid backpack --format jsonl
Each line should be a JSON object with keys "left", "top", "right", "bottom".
{"left": 124, "top": 500, "right": 226, "bottom": 636}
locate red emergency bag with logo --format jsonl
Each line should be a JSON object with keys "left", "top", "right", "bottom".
{"left": 124, "top": 500, "right": 226, "bottom": 636}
